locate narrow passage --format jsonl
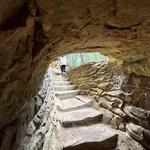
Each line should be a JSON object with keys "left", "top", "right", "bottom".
{"left": 51, "top": 69, "right": 143, "bottom": 150}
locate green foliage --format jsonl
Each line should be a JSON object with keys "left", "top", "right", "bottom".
{"left": 66, "top": 52, "right": 105, "bottom": 68}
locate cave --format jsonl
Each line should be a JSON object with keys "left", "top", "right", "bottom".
{"left": 0, "top": 0, "right": 150, "bottom": 149}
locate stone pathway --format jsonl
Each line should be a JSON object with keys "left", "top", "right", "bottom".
{"left": 52, "top": 70, "right": 145, "bottom": 150}
{"left": 52, "top": 72, "right": 118, "bottom": 150}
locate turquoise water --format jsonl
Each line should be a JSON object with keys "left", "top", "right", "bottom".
{"left": 66, "top": 52, "right": 105, "bottom": 68}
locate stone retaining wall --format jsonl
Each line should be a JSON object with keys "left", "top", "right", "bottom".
{"left": 0, "top": 68, "right": 60, "bottom": 150}
{"left": 68, "top": 59, "right": 150, "bottom": 149}
{"left": 22, "top": 68, "right": 60, "bottom": 150}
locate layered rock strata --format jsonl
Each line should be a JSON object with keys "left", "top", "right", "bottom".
{"left": 68, "top": 59, "right": 150, "bottom": 149}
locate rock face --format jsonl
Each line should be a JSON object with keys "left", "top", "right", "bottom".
{"left": 0, "top": 68, "right": 59, "bottom": 150}
{"left": 1, "top": 0, "right": 150, "bottom": 149}
{"left": 19, "top": 68, "right": 60, "bottom": 150}
{"left": 54, "top": 70, "right": 144, "bottom": 150}
{"left": 68, "top": 59, "right": 150, "bottom": 149}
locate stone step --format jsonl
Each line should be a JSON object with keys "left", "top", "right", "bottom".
{"left": 61, "top": 124, "right": 118, "bottom": 150}
{"left": 75, "top": 95, "right": 94, "bottom": 103}
{"left": 54, "top": 78, "right": 69, "bottom": 81}
{"left": 55, "top": 90, "right": 80, "bottom": 99}
{"left": 51, "top": 77, "right": 69, "bottom": 81}
{"left": 49, "top": 68, "right": 61, "bottom": 74}
{"left": 58, "top": 97, "right": 93, "bottom": 111}
{"left": 54, "top": 85, "right": 77, "bottom": 91}
{"left": 61, "top": 107, "right": 103, "bottom": 127}
{"left": 53, "top": 81, "right": 72, "bottom": 85}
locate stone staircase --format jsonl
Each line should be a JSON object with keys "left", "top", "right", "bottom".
{"left": 53, "top": 73, "right": 119, "bottom": 150}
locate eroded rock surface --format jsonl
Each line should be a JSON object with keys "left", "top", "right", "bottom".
{"left": 1, "top": 0, "right": 150, "bottom": 149}
{"left": 54, "top": 70, "right": 144, "bottom": 150}
{"left": 20, "top": 68, "right": 61, "bottom": 150}
{"left": 68, "top": 59, "right": 150, "bottom": 149}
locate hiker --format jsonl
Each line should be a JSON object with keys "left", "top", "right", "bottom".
{"left": 59, "top": 56, "right": 67, "bottom": 77}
